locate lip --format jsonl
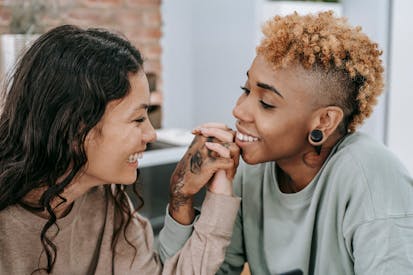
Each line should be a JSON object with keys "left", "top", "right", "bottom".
{"left": 128, "top": 160, "right": 139, "bottom": 168}
{"left": 127, "top": 149, "right": 145, "bottom": 168}
{"left": 235, "top": 123, "right": 259, "bottom": 140}
{"left": 235, "top": 128, "right": 260, "bottom": 147}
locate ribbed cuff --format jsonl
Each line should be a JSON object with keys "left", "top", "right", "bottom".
{"left": 158, "top": 205, "right": 200, "bottom": 261}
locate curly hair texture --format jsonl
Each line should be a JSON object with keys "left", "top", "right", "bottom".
{"left": 257, "top": 11, "right": 384, "bottom": 133}
{"left": 0, "top": 25, "right": 144, "bottom": 274}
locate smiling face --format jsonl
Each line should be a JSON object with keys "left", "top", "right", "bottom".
{"left": 232, "top": 55, "right": 321, "bottom": 165}
{"left": 82, "top": 71, "right": 156, "bottom": 185}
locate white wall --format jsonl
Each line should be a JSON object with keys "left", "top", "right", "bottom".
{"left": 161, "top": 0, "right": 194, "bottom": 129}
{"left": 161, "top": 0, "right": 256, "bottom": 129}
{"left": 387, "top": 0, "right": 413, "bottom": 174}
{"left": 190, "top": 0, "right": 257, "bottom": 128}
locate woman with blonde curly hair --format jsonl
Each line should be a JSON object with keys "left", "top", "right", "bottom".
{"left": 159, "top": 11, "right": 413, "bottom": 274}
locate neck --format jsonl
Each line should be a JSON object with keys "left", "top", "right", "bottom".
{"left": 21, "top": 173, "right": 98, "bottom": 219}
{"left": 277, "top": 132, "right": 344, "bottom": 193}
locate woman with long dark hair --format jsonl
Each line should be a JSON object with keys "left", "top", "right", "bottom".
{"left": 0, "top": 25, "right": 240, "bottom": 274}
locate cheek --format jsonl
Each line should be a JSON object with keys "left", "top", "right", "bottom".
{"left": 124, "top": 127, "right": 144, "bottom": 147}
{"left": 258, "top": 111, "right": 307, "bottom": 145}
{"left": 110, "top": 125, "right": 143, "bottom": 148}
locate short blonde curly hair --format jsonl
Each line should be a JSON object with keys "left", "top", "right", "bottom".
{"left": 257, "top": 11, "right": 384, "bottom": 133}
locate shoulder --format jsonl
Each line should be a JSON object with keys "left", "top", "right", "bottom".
{"left": 326, "top": 132, "right": 413, "bottom": 218}
{"left": 330, "top": 132, "right": 410, "bottom": 181}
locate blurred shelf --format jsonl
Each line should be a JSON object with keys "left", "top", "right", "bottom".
{"left": 140, "top": 144, "right": 187, "bottom": 168}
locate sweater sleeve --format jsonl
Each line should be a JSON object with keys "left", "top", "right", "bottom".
{"left": 352, "top": 216, "right": 413, "bottom": 275}
{"left": 160, "top": 191, "right": 241, "bottom": 275}
{"left": 157, "top": 206, "right": 199, "bottom": 263}
{"left": 215, "top": 171, "right": 246, "bottom": 275}
{"left": 215, "top": 206, "right": 246, "bottom": 275}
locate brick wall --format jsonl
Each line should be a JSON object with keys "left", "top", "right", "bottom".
{"left": 0, "top": 0, "right": 163, "bottom": 127}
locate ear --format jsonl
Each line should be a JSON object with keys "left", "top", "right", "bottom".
{"left": 310, "top": 106, "right": 344, "bottom": 140}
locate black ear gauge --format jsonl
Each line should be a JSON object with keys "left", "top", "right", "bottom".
{"left": 309, "top": 129, "right": 323, "bottom": 155}
{"left": 309, "top": 129, "right": 323, "bottom": 144}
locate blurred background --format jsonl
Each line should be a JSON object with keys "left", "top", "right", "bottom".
{"left": 0, "top": 0, "right": 412, "bottom": 234}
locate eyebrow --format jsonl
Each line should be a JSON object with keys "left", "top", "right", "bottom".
{"left": 129, "top": 103, "right": 149, "bottom": 116}
{"left": 136, "top": 103, "right": 149, "bottom": 110}
{"left": 246, "top": 71, "right": 284, "bottom": 99}
{"left": 256, "top": 82, "right": 284, "bottom": 99}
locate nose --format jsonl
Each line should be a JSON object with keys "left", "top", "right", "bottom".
{"left": 142, "top": 120, "right": 157, "bottom": 144}
{"left": 232, "top": 95, "right": 253, "bottom": 123}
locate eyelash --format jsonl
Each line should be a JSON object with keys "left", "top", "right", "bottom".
{"left": 260, "top": 100, "right": 275, "bottom": 109}
{"left": 240, "top": 86, "right": 250, "bottom": 95}
{"left": 134, "top": 117, "right": 146, "bottom": 124}
{"left": 240, "top": 86, "right": 275, "bottom": 110}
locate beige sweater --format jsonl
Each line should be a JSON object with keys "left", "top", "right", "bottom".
{"left": 0, "top": 186, "right": 240, "bottom": 274}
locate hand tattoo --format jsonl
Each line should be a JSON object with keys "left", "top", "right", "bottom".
{"left": 170, "top": 156, "right": 192, "bottom": 213}
{"left": 169, "top": 135, "right": 215, "bottom": 213}
{"left": 190, "top": 151, "right": 203, "bottom": 174}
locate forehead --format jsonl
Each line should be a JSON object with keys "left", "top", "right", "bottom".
{"left": 105, "top": 72, "right": 150, "bottom": 116}
{"left": 108, "top": 72, "right": 149, "bottom": 109}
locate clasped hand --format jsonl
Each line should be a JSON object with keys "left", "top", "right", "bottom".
{"left": 168, "top": 123, "right": 240, "bottom": 223}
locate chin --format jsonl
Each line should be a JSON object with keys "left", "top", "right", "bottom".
{"left": 123, "top": 175, "right": 138, "bottom": 185}
{"left": 241, "top": 153, "right": 261, "bottom": 165}
{"left": 121, "top": 179, "right": 137, "bottom": 185}
{"left": 116, "top": 172, "right": 138, "bottom": 185}
{"left": 241, "top": 149, "right": 275, "bottom": 165}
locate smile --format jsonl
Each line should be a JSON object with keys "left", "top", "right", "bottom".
{"left": 127, "top": 152, "right": 143, "bottom": 163}
{"left": 236, "top": 131, "right": 259, "bottom": 142}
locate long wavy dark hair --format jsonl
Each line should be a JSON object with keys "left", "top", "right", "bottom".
{"left": 0, "top": 25, "right": 145, "bottom": 273}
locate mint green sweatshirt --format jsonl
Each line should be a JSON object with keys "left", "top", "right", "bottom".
{"left": 159, "top": 132, "right": 413, "bottom": 275}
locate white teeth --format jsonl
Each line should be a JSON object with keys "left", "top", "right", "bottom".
{"left": 236, "top": 132, "right": 258, "bottom": 142}
{"left": 128, "top": 152, "right": 142, "bottom": 163}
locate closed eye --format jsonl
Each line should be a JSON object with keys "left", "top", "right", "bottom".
{"left": 241, "top": 85, "right": 275, "bottom": 109}
{"left": 260, "top": 100, "right": 275, "bottom": 109}
{"left": 134, "top": 117, "right": 146, "bottom": 124}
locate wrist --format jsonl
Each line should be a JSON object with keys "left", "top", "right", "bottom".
{"left": 168, "top": 196, "right": 195, "bottom": 225}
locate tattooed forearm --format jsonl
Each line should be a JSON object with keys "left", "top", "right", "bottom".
{"left": 169, "top": 134, "right": 215, "bottom": 213}
{"left": 170, "top": 156, "right": 192, "bottom": 213}
{"left": 169, "top": 181, "right": 192, "bottom": 213}
{"left": 171, "top": 156, "right": 186, "bottom": 185}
